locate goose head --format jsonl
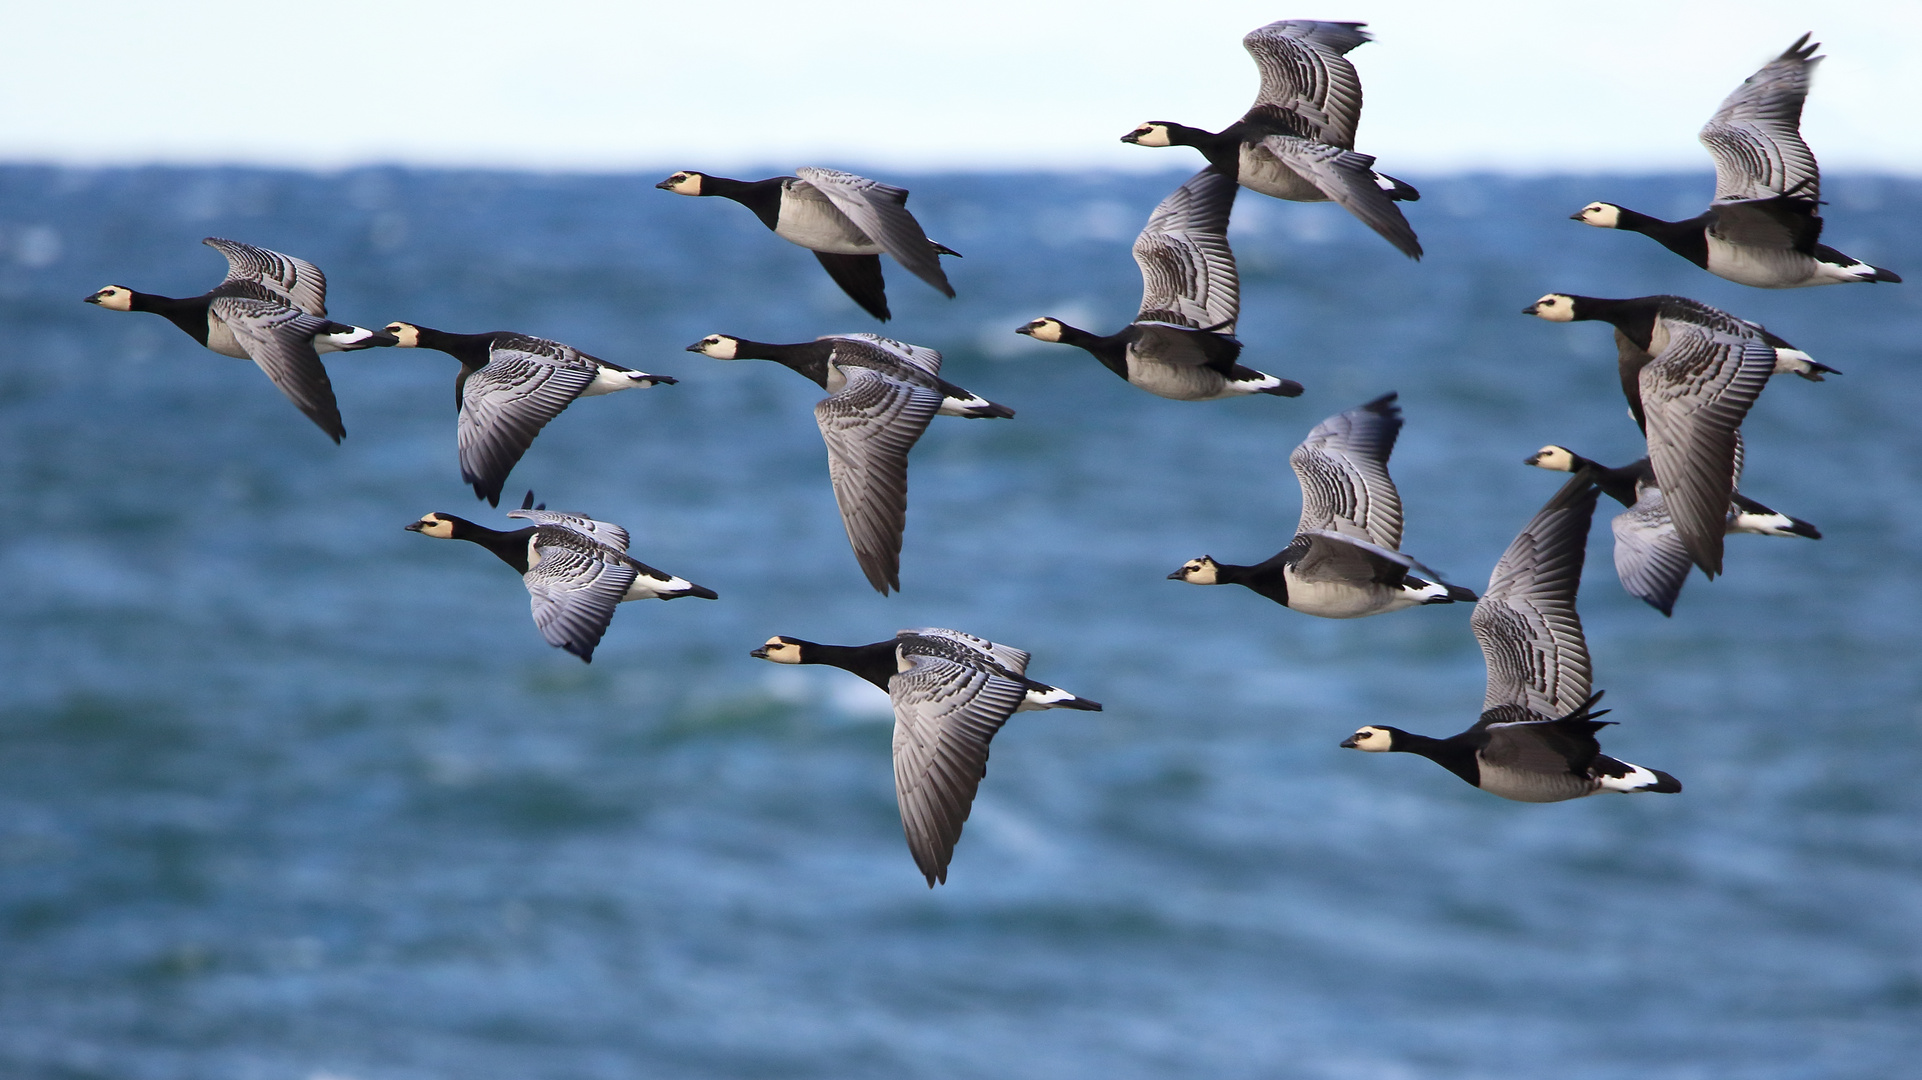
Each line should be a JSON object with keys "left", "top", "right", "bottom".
{"left": 750, "top": 636, "right": 808, "bottom": 663}
{"left": 1524, "top": 445, "right": 1580, "bottom": 472}
{"left": 1015, "top": 317, "right": 1067, "bottom": 343}
{"left": 1340, "top": 726, "right": 1397, "bottom": 751}
{"left": 404, "top": 512, "right": 460, "bottom": 539}
{"left": 1120, "top": 122, "right": 1174, "bottom": 147}
{"left": 1570, "top": 202, "right": 1623, "bottom": 228}
{"left": 656, "top": 171, "right": 706, "bottom": 196}
{"left": 1167, "top": 556, "right": 1220, "bottom": 585}
{"left": 686, "top": 334, "right": 740, "bottom": 359}
{"left": 83, "top": 285, "right": 134, "bottom": 311}
{"left": 383, "top": 321, "right": 423, "bottom": 348}
{"left": 1522, "top": 293, "right": 1579, "bottom": 321}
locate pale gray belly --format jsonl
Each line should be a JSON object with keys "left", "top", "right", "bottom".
{"left": 1124, "top": 352, "right": 1228, "bottom": 401}
{"left": 1475, "top": 759, "right": 1597, "bottom": 803}
{"left": 1238, "top": 144, "right": 1328, "bottom": 202}
{"left": 776, "top": 187, "right": 878, "bottom": 254}
{"left": 1280, "top": 568, "right": 1409, "bottom": 619}
{"left": 204, "top": 315, "right": 249, "bottom": 359}
{"left": 1705, "top": 237, "right": 1815, "bottom": 288}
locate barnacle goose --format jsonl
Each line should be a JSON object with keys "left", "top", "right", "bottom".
{"left": 657, "top": 167, "right": 958, "bottom": 321}
{"left": 1571, "top": 35, "right": 1899, "bottom": 287}
{"left": 1017, "top": 167, "right": 1302, "bottom": 400}
{"left": 1523, "top": 293, "right": 1797, "bottom": 578}
{"left": 752, "top": 628, "right": 1099, "bottom": 886}
{"left": 1525, "top": 444, "right": 1819, "bottom": 616}
{"left": 688, "top": 332, "right": 1012, "bottom": 594}
{"left": 405, "top": 492, "right": 716, "bottom": 663}
{"left": 83, "top": 238, "right": 396, "bottom": 442}
{"left": 1341, "top": 475, "right": 1680, "bottom": 801}
{"left": 1120, "top": 20, "right": 1421, "bottom": 259}
{"left": 1169, "top": 393, "right": 1474, "bottom": 616}
{"left": 384, "top": 322, "right": 675, "bottom": 507}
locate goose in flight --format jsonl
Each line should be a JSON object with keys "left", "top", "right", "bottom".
{"left": 83, "top": 238, "right": 395, "bottom": 442}
{"left": 1121, "top": 20, "right": 1421, "bottom": 259}
{"left": 1342, "top": 475, "right": 1681, "bottom": 801}
{"left": 658, "top": 166, "right": 959, "bottom": 321}
{"left": 752, "top": 627, "right": 1099, "bottom": 886}
{"left": 1017, "top": 167, "right": 1301, "bottom": 400}
{"left": 1570, "top": 35, "right": 1899, "bottom": 287}
{"left": 405, "top": 493, "right": 715, "bottom": 663}
{"left": 1169, "top": 393, "right": 1474, "bottom": 616}
{"left": 384, "top": 323, "right": 675, "bottom": 507}
{"left": 688, "top": 332, "right": 1012, "bottom": 593}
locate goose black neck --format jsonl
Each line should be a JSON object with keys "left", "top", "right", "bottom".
{"left": 1567, "top": 295, "right": 1660, "bottom": 344}
{"left": 129, "top": 290, "right": 213, "bottom": 345}
{"left": 1591, "top": 458, "right": 1653, "bottom": 507}
{"left": 411, "top": 327, "right": 499, "bottom": 369}
{"left": 799, "top": 640, "right": 900, "bottom": 691}
{"left": 1161, "top": 122, "right": 1241, "bottom": 171}
{"left": 1216, "top": 559, "right": 1290, "bottom": 605}
{"left": 732, "top": 339, "right": 833, "bottom": 387}
{"left": 1050, "top": 323, "right": 1131, "bottom": 379}
{"left": 442, "top": 516, "right": 538, "bottom": 573}
{"left": 702, "top": 175, "right": 787, "bottom": 231}
{"left": 1388, "top": 729, "right": 1480, "bottom": 787}
{"left": 1613, "top": 207, "right": 1710, "bottom": 268}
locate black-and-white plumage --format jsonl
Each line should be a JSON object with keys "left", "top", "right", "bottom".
{"left": 751, "top": 628, "right": 1100, "bottom": 886}
{"left": 1341, "top": 477, "right": 1680, "bottom": 801}
{"left": 385, "top": 323, "right": 675, "bottom": 507}
{"left": 1017, "top": 167, "right": 1301, "bottom": 400}
{"left": 404, "top": 493, "right": 716, "bottom": 663}
{"left": 83, "top": 238, "right": 397, "bottom": 442}
{"left": 1523, "top": 293, "right": 1789, "bottom": 578}
{"left": 688, "top": 332, "right": 1012, "bottom": 594}
{"left": 1120, "top": 20, "right": 1421, "bottom": 259}
{"left": 1169, "top": 393, "right": 1474, "bottom": 616}
{"left": 657, "top": 167, "right": 959, "bottom": 321}
{"left": 1571, "top": 35, "right": 1899, "bottom": 287}
{"left": 1525, "top": 444, "right": 1820, "bottom": 616}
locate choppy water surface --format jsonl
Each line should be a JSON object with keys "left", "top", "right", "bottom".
{"left": 0, "top": 165, "right": 1918, "bottom": 1079}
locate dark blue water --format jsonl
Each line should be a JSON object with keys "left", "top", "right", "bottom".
{"left": 1, "top": 165, "right": 1918, "bottom": 1079}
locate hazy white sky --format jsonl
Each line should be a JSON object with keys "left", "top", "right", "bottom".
{"left": 5, "top": 0, "right": 1920, "bottom": 174}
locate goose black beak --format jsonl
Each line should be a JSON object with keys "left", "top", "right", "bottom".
{"left": 1166, "top": 569, "right": 1186, "bottom": 580}
{"left": 1521, "top": 302, "right": 1541, "bottom": 315}
{"left": 655, "top": 178, "right": 678, "bottom": 190}
{"left": 1568, "top": 210, "right": 1587, "bottom": 221}
{"left": 685, "top": 341, "right": 706, "bottom": 352}
{"left": 1014, "top": 324, "right": 1035, "bottom": 337}
{"left": 1339, "top": 734, "right": 1361, "bottom": 749}
{"left": 364, "top": 330, "right": 399, "bottom": 347}
{"left": 1523, "top": 451, "right": 1544, "bottom": 466}
{"left": 82, "top": 292, "right": 102, "bottom": 305}
{"left": 1120, "top": 131, "right": 1142, "bottom": 144}
{"left": 749, "top": 645, "right": 771, "bottom": 659}
{"left": 404, "top": 521, "right": 425, "bottom": 532}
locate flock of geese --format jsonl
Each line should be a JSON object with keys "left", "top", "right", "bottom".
{"left": 81, "top": 22, "right": 1895, "bottom": 887}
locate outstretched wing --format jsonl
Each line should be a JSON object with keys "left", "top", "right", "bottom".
{"left": 1609, "top": 482, "right": 1696, "bottom": 617}
{"left": 1291, "top": 392, "right": 1403, "bottom": 549}
{"left": 827, "top": 333, "right": 944, "bottom": 378}
{"left": 889, "top": 647, "right": 1028, "bottom": 886}
{"left": 1640, "top": 331, "right": 1773, "bottom": 577}
{"left": 457, "top": 345, "right": 597, "bottom": 507}
{"left": 208, "top": 296, "right": 345, "bottom": 442}
{"left": 797, "top": 167, "right": 955, "bottom": 298}
{"left": 1133, "top": 167, "right": 1240, "bottom": 332}
{"left": 814, "top": 366, "right": 942, "bottom": 593}
{"left": 899, "top": 627, "right": 1032, "bottom": 677}
{"left": 205, "top": 237, "right": 327, "bottom": 316}
{"left": 507, "top": 508, "right": 631, "bottom": 552}
{"left": 1472, "top": 475, "right": 1600, "bottom": 717}
{"left": 1240, "top": 19, "right": 1372, "bottom": 148}
{"left": 1254, "top": 136, "right": 1422, "bottom": 259}
{"left": 1699, "top": 34, "right": 1822, "bottom": 202}
{"left": 521, "top": 532, "right": 638, "bottom": 662}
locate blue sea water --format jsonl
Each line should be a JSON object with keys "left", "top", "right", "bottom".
{"left": 0, "top": 164, "right": 1918, "bottom": 1079}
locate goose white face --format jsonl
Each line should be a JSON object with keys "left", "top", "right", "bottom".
{"left": 1015, "top": 318, "right": 1064, "bottom": 343}
{"left": 1122, "top": 122, "right": 1171, "bottom": 147}
{"left": 1526, "top": 294, "right": 1576, "bottom": 322}
{"left": 84, "top": 285, "right": 133, "bottom": 311}
{"left": 753, "top": 637, "right": 802, "bottom": 664}
{"left": 1525, "top": 445, "right": 1576, "bottom": 472}
{"left": 688, "top": 334, "right": 739, "bottom": 359}
{"left": 407, "top": 513, "right": 456, "bottom": 539}
{"left": 384, "top": 322, "right": 421, "bottom": 348}
{"left": 657, "top": 171, "right": 704, "bottom": 196}
{"left": 1572, "top": 202, "right": 1621, "bottom": 228}
{"left": 1169, "top": 557, "right": 1219, "bottom": 585}
{"left": 1343, "top": 726, "right": 1394, "bottom": 752}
